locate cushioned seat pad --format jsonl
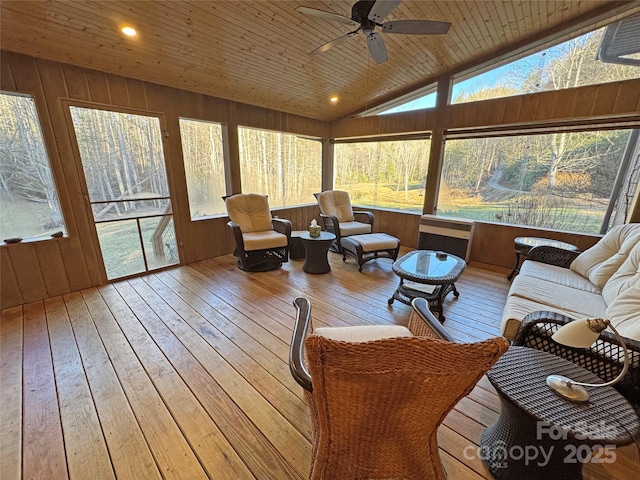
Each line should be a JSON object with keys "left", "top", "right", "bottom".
{"left": 242, "top": 230, "right": 287, "bottom": 251}
{"left": 345, "top": 233, "right": 399, "bottom": 252}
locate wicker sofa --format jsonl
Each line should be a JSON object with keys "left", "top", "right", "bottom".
{"left": 501, "top": 223, "right": 640, "bottom": 342}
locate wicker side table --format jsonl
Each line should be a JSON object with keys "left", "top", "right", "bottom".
{"left": 507, "top": 237, "right": 578, "bottom": 280}
{"left": 481, "top": 346, "right": 640, "bottom": 480}
{"left": 300, "top": 231, "right": 336, "bottom": 274}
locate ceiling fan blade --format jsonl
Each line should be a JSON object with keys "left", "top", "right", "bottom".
{"left": 368, "top": 0, "right": 402, "bottom": 23}
{"left": 310, "top": 31, "right": 358, "bottom": 55}
{"left": 367, "top": 33, "right": 388, "bottom": 64}
{"left": 296, "top": 6, "right": 357, "bottom": 26}
{"left": 382, "top": 20, "right": 451, "bottom": 35}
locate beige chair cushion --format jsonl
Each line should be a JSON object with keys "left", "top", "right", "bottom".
{"left": 605, "top": 279, "right": 640, "bottom": 341}
{"left": 570, "top": 224, "right": 640, "bottom": 288}
{"left": 242, "top": 230, "right": 288, "bottom": 251}
{"left": 225, "top": 194, "right": 273, "bottom": 233}
{"left": 347, "top": 233, "right": 399, "bottom": 252}
{"left": 338, "top": 221, "right": 372, "bottom": 236}
{"left": 314, "top": 325, "right": 413, "bottom": 343}
{"left": 602, "top": 241, "right": 640, "bottom": 306}
{"left": 317, "top": 190, "right": 355, "bottom": 222}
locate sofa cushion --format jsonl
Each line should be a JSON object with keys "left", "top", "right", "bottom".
{"left": 570, "top": 224, "right": 640, "bottom": 288}
{"left": 606, "top": 279, "right": 640, "bottom": 341}
{"left": 225, "top": 194, "right": 273, "bottom": 233}
{"left": 602, "top": 242, "right": 640, "bottom": 306}
{"left": 501, "top": 295, "right": 603, "bottom": 341}
{"left": 314, "top": 325, "right": 413, "bottom": 343}
{"left": 317, "top": 190, "right": 355, "bottom": 223}
{"left": 519, "top": 261, "right": 601, "bottom": 294}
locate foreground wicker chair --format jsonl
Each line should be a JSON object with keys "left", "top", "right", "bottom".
{"left": 290, "top": 297, "right": 508, "bottom": 480}
{"left": 513, "top": 310, "right": 640, "bottom": 411}
{"left": 314, "top": 190, "right": 374, "bottom": 253}
{"left": 224, "top": 193, "right": 291, "bottom": 271}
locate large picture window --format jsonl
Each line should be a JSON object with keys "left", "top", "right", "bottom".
{"left": 437, "top": 128, "right": 639, "bottom": 234}
{"left": 238, "top": 127, "right": 321, "bottom": 208}
{"left": 0, "top": 92, "right": 66, "bottom": 241}
{"left": 334, "top": 139, "right": 430, "bottom": 212}
{"left": 179, "top": 118, "right": 227, "bottom": 219}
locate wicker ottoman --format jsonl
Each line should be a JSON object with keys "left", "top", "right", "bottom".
{"left": 340, "top": 233, "right": 400, "bottom": 272}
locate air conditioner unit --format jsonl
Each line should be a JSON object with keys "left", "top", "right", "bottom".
{"left": 417, "top": 214, "right": 474, "bottom": 262}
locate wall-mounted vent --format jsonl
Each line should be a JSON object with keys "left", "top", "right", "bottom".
{"left": 418, "top": 215, "right": 475, "bottom": 262}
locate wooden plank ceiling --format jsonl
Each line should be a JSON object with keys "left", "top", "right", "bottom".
{"left": 1, "top": 1, "right": 638, "bottom": 121}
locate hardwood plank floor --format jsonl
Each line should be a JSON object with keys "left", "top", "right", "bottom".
{"left": 1, "top": 249, "right": 639, "bottom": 479}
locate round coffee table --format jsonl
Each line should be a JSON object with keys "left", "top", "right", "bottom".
{"left": 387, "top": 250, "right": 466, "bottom": 321}
{"left": 508, "top": 237, "right": 578, "bottom": 280}
{"left": 481, "top": 346, "right": 640, "bottom": 479}
{"left": 300, "top": 231, "right": 336, "bottom": 274}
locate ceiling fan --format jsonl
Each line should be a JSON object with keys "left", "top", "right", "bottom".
{"left": 296, "top": 0, "right": 451, "bottom": 64}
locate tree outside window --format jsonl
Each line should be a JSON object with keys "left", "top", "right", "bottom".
{"left": 0, "top": 92, "right": 66, "bottom": 241}
{"left": 238, "top": 127, "right": 321, "bottom": 208}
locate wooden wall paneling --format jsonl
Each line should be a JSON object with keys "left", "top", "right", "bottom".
{"left": 36, "top": 59, "right": 100, "bottom": 286}
{"left": 502, "top": 96, "right": 522, "bottom": 124}
{"left": 487, "top": 98, "right": 508, "bottom": 125}
{"left": 86, "top": 70, "right": 111, "bottom": 104}
{"left": 1, "top": 248, "right": 23, "bottom": 308}
{"left": 34, "top": 240, "right": 71, "bottom": 298}
{"left": 0, "top": 50, "right": 16, "bottom": 90}
{"left": 571, "top": 85, "right": 598, "bottom": 117}
{"left": 517, "top": 92, "right": 540, "bottom": 122}
{"left": 125, "top": 78, "right": 148, "bottom": 110}
{"left": 22, "top": 301, "right": 68, "bottom": 479}
{"left": 0, "top": 305, "right": 23, "bottom": 479}
{"left": 473, "top": 102, "right": 491, "bottom": 127}
{"left": 534, "top": 91, "right": 556, "bottom": 121}
{"left": 7, "top": 244, "right": 48, "bottom": 303}
{"left": 105, "top": 73, "right": 130, "bottom": 108}
{"left": 551, "top": 88, "right": 576, "bottom": 119}
{"left": 613, "top": 80, "right": 640, "bottom": 114}
{"left": 592, "top": 82, "right": 621, "bottom": 117}
{"left": 62, "top": 64, "right": 91, "bottom": 101}
{"left": 58, "top": 237, "right": 92, "bottom": 292}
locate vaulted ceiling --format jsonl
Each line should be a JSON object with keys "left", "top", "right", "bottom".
{"left": 1, "top": 1, "right": 638, "bottom": 121}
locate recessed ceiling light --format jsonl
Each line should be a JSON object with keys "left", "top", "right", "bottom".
{"left": 121, "top": 26, "right": 137, "bottom": 37}
{"left": 330, "top": 95, "right": 339, "bottom": 103}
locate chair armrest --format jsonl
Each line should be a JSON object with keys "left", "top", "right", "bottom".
{"left": 272, "top": 218, "right": 292, "bottom": 237}
{"left": 319, "top": 213, "right": 340, "bottom": 235}
{"left": 527, "top": 245, "right": 580, "bottom": 268}
{"left": 353, "top": 211, "right": 374, "bottom": 225}
{"left": 514, "top": 310, "right": 640, "bottom": 407}
{"left": 408, "top": 298, "right": 454, "bottom": 342}
{"left": 290, "top": 297, "right": 313, "bottom": 392}
{"left": 227, "top": 220, "right": 245, "bottom": 250}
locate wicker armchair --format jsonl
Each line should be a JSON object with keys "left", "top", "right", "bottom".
{"left": 224, "top": 193, "right": 291, "bottom": 271}
{"left": 526, "top": 245, "right": 581, "bottom": 268}
{"left": 289, "top": 297, "right": 508, "bottom": 480}
{"left": 513, "top": 310, "right": 640, "bottom": 410}
{"left": 314, "top": 190, "right": 374, "bottom": 254}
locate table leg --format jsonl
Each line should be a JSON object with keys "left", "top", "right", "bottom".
{"left": 481, "top": 393, "right": 586, "bottom": 479}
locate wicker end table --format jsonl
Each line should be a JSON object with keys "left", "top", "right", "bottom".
{"left": 508, "top": 237, "right": 578, "bottom": 280}
{"left": 300, "top": 231, "right": 336, "bottom": 274}
{"left": 387, "top": 250, "right": 466, "bottom": 321}
{"left": 481, "top": 346, "right": 640, "bottom": 480}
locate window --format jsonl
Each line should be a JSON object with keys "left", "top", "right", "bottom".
{"left": 334, "top": 138, "right": 431, "bottom": 212}
{"left": 238, "top": 127, "right": 321, "bottom": 208}
{"left": 437, "top": 128, "right": 639, "bottom": 234}
{"left": 452, "top": 22, "right": 640, "bottom": 105}
{"left": 179, "top": 118, "right": 227, "bottom": 219}
{"left": 378, "top": 91, "right": 437, "bottom": 115}
{"left": 0, "top": 92, "right": 66, "bottom": 241}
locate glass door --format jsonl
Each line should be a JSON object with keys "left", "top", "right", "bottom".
{"left": 68, "top": 106, "right": 178, "bottom": 280}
